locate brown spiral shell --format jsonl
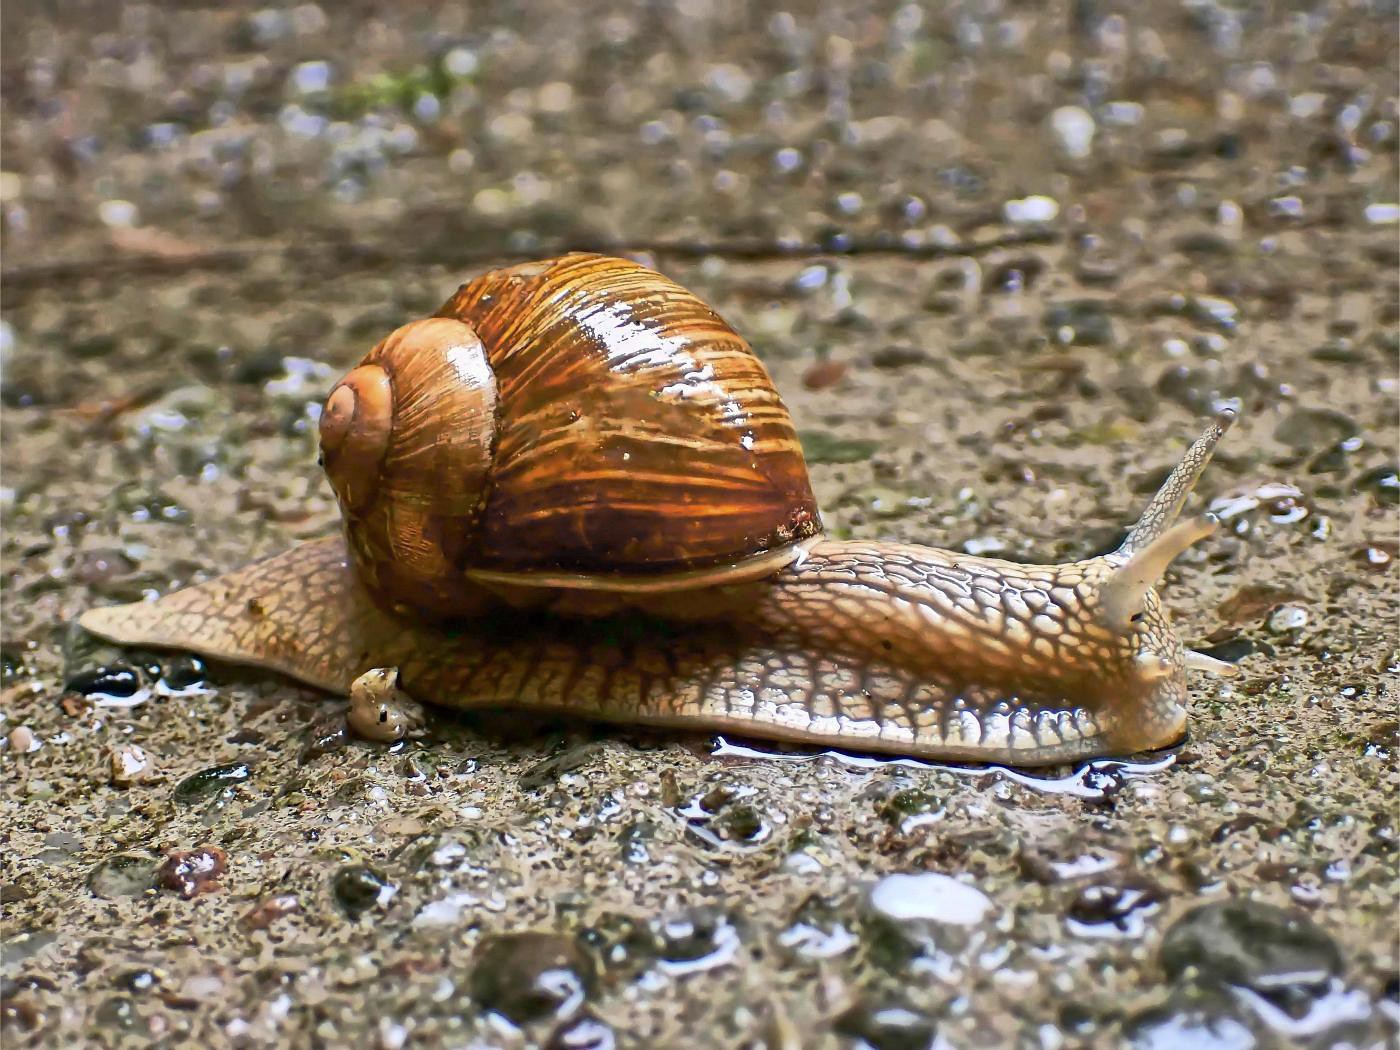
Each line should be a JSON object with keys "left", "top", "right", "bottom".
{"left": 320, "top": 253, "right": 821, "bottom": 618}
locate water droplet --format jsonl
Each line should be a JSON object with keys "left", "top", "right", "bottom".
{"left": 87, "top": 855, "right": 156, "bottom": 899}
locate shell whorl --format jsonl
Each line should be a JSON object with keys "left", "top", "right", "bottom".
{"left": 321, "top": 316, "right": 499, "bottom": 618}
{"left": 438, "top": 253, "right": 821, "bottom": 578}
{"left": 319, "top": 364, "right": 393, "bottom": 513}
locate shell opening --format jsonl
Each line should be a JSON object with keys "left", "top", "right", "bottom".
{"left": 319, "top": 364, "right": 393, "bottom": 513}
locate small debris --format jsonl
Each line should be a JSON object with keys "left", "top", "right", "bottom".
{"left": 1268, "top": 605, "right": 1309, "bottom": 633}
{"left": 108, "top": 744, "right": 152, "bottom": 786}
{"left": 241, "top": 893, "right": 301, "bottom": 930}
{"left": 156, "top": 845, "right": 228, "bottom": 899}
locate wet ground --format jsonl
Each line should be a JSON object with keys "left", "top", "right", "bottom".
{"left": 2, "top": 2, "right": 1398, "bottom": 1047}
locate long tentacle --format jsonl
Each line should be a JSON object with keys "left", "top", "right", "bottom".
{"left": 1118, "top": 408, "right": 1235, "bottom": 556}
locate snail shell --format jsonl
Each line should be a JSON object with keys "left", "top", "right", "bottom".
{"left": 319, "top": 253, "right": 821, "bottom": 619}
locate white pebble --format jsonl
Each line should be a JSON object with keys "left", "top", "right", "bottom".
{"left": 1050, "top": 106, "right": 1095, "bottom": 159}
{"left": 443, "top": 47, "right": 478, "bottom": 78}
{"left": 98, "top": 199, "right": 139, "bottom": 228}
{"left": 869, "top": 872, "right": 993, "bottom": 926}
{"left": 289, "top": 60, "right": 331, "bottom": 95}
{"left": 1004, "top": 195, "right": 1059, "bottom": 224}
{"left": 1269, "top": 605, "right": 1309, "bottom": 633}
{"left": 1364, "top": 203, "right": 1400, "bottom": 225}
{"left": 109, "top": 744, "right": 152, "bottom": 785}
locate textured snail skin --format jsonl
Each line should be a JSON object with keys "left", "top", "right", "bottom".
{"left": 78, "top": 413, "right": 1236, "bottom": 766}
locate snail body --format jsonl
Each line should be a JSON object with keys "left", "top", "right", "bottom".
{"left": 80, "top": 254, "right": 1237, "bottom": 766}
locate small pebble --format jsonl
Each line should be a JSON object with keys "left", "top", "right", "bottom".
{"left": 97, "top": 200, "right": 139, "bottom": 228}
{"left": 469, "top": 932, "right": 597, "bottom": 1025}
{"left": 87, "top": 855, "right": 157, "bottom": 899}
{"left": 8, "top": 726, "right": 39, "bottom": 753}
{"left": 1004, "top": 195, "right": 1059, "bottom": 224}
{"left": 156, "top": 845, "right": 228, "bottom": 899}
{"left": 108, "top": 744, "right": 152, "bottom": 786}
{"left": 241, "top": 893, "right": 301, "bottom": 930}
{"left": 289, "top": 60, "right": 331, "bottom": 95}
{"left": 868, "top": 872, "right": 992, "bottom": 926}
{"left": 332, "top": 865, "right": 395, "bottom": 918}
{"left": 832, "top": 1001, "right": 937, "bottom": 1050}
{"left": 1268, "top": 605, "right": 1309, "bottom": 633}
{"left": 1050, "top": 106, "right": 1095, "bottom": 158}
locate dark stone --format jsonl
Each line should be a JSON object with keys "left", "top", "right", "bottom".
{"left": 653, "top": 908, "right": 739, "bottom": 973}
{"left": 1123, "top": 987, "right": 1259, "bottom": 1050}
{"left": 1065, "top": 876, "right": 1166, "bottom": 939}
{"left": 832, "top": 1000, "right": 937, "bottom": 1050}
{"left": 520, "top": 741, "right": 608, "bottom": 790}
{"left": 330, "top": 865, "right": 394, "bottom": 919}
{"left": 1355, "top": 465, "right": 1399, "bottom": 506}
{"left": 987, "top": 256, "right": 1046, "bottom": 292}
{"left": 173, "top": 762, "right": 251, "bottom": 804}
{"left": 68, "top": 334, "right": 120, "bottom": 359}
{"left": 869, "top": 345, "right": 930, "bottom": 369}
{"left": 577, "top": 913, "right": 658, "bottom": 976}
{"left": 114, "top": 969, "right": 159, "bottom": 993}
{"left": 1159, "top": 900, "right": 1342, "bottom": 993}
{"left": 1044, "top": 300, "right": 1114, "bottom": 346}
{"left": 1191, "top": 638, "right": 1255, "bottom": 664}
{"left": 469, "top": 932, "right": 597, "bottom": 1026}
{"left": 63, "top": 664, "right": 142, "bottom": 700}
{"left": 800, "top": 431, "right": 879, "bottom": 465}
{"left": 159, "top": 655, "right": 207, "bottom": 692}
{"left": 67, "top": 548, "right": 136, "bottom": 588}
{"left": 93, "top": 996, "right": 145, "bottom": 1033}
{"left": 1272, "top": 408, "right": 1359, "bottom": 453}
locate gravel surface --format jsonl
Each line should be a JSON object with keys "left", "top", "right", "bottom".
{"left": 2, "top": 2, "right": 1397, "bottom": 1047}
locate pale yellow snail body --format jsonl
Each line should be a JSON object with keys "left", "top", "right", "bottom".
{"left": 80, "top": 254, "right": 1237, "bottom": 765}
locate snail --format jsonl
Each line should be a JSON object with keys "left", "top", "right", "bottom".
{"left": 79, "top": 253, "right": 1239, "bottom": 766}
